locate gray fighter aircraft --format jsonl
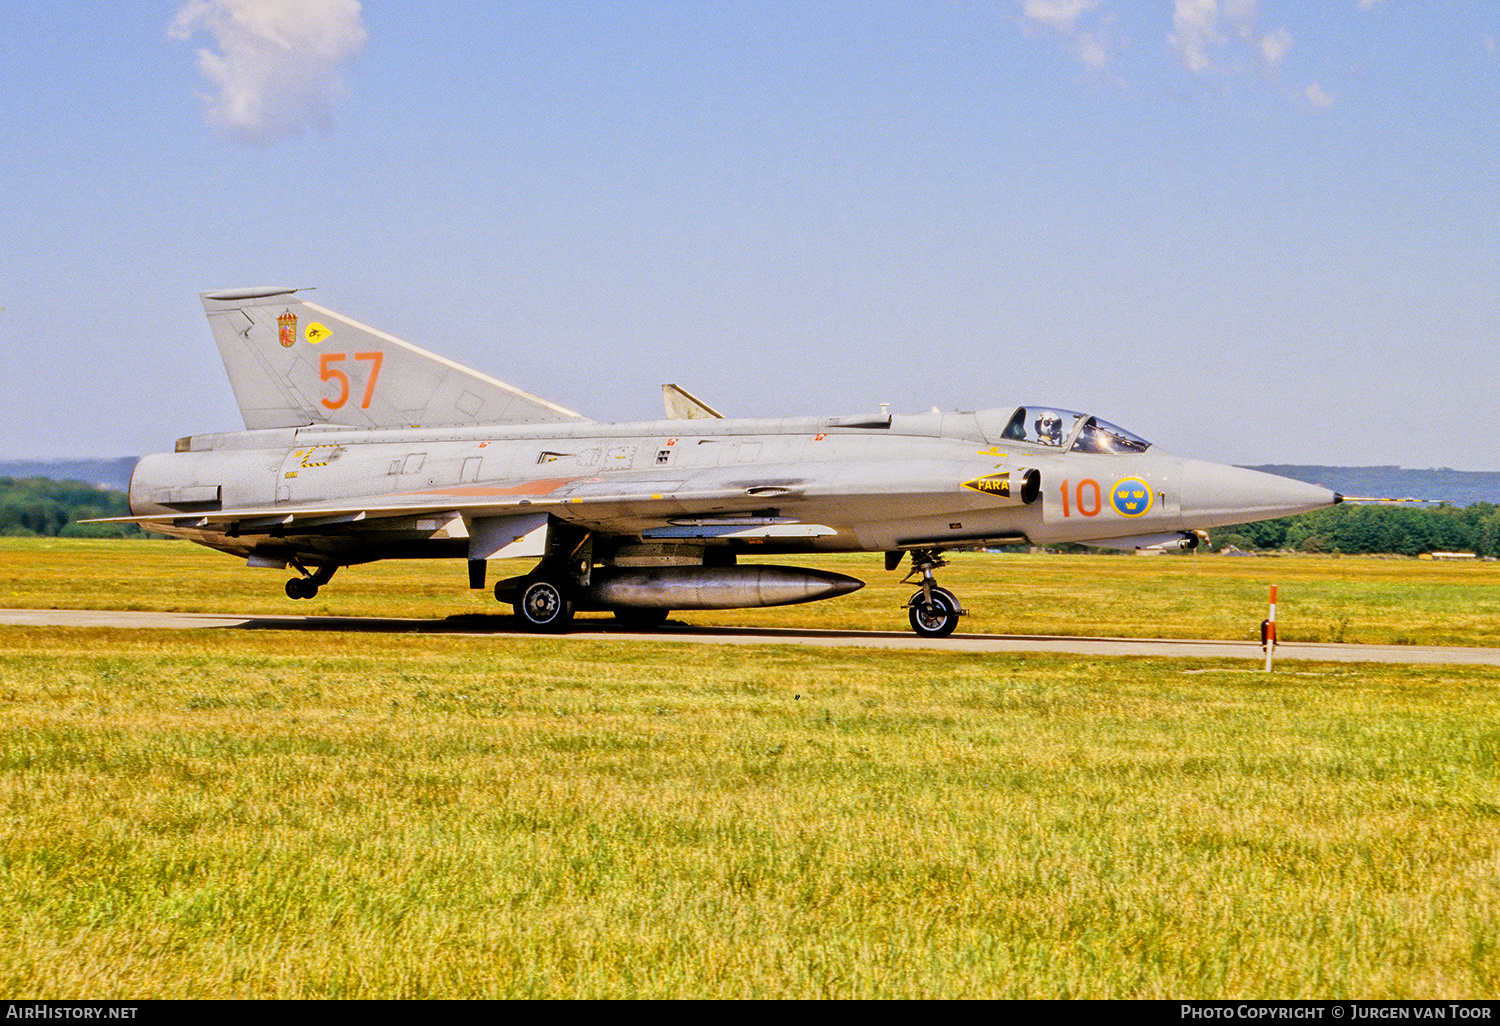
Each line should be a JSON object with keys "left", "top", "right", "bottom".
{"left": 93, "top": 288, "right": 1341, "bottom": 637}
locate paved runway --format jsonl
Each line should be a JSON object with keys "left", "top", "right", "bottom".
{"left": 4, "top": 607, "right": 1499, "bottom": 666}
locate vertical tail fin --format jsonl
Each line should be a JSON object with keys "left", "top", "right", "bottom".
{"left": 662, "top": 383, "right": 725, "bottom": 419}
{"left": 201, "top": 288, "right": 587, "bottom": 430}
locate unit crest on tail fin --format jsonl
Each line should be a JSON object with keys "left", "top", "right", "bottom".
{"left": 201, "top": 288, "right": 587, "bottom": 430}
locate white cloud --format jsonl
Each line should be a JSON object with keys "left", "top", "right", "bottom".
{"left": 1076, "top": 32, "right": 1109, "bottom": 69}
{"left": 1260, "top": 27, "right": 1293, "bottom": 66}
{"left": 1168, "top": 1, "right": 1298, "bottom": 78}
{"left": 1221, "top": 0, "right": 1260, "bottom": 41}
{"left": 169, "top": 0, "right": 367, "bottom": 144}
{"left": 1168, "top": 0, "right": 1229, "bottom": 73}
{"left": 1022, "top": 0, "right": 1098, "bottom": 33}
{"left": 1019, "top": 0, "right": 1114, "bottom": 69}
{"left": 1015, "top": 2, "right": 1331, "bottom": 105}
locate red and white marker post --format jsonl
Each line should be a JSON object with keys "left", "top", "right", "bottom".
{"left": 1263, "top": 585, "right": 1278, "bottom": 672}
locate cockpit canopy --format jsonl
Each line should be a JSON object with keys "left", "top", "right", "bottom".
{"left": 999, "top": 407, "right": 1151, "bottom": 454}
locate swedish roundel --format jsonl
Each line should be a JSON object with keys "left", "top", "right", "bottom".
{"left": 1110, "top": 477, "right": 1154, "bottom": 518}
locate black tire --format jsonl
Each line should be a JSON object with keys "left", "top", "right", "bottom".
{"left": 908, "top": 587, "right": 961, "bottom": 638}
{"left": 285, "top": 578, "right": 309, "bottom": 600}
{"left": 613, "top": 608, "right": 669, "bottom": 630}
{"left": 514, "top": 578, "right": 574, "bottom": 631}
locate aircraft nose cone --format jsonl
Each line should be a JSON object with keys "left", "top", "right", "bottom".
{"left": 1177, "top": 460, "right": 1340, "bottom": 528}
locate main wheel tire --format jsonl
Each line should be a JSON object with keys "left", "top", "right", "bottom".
{"left": 908, "top": 587, "right": 961, "bottom": 638}
{"left": 514, "top": 578, "right": 574, "bottom": 631}
{"left": 285, "top": 578, "right": 312, "bottom": 600}
{"left": 613, "top": 608, "right": 669, "bottom": 630}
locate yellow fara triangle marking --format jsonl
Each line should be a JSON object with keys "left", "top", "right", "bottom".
{"left": 961, "top": 472, "right": 1011, "bottom": 497}
{"left": 305, "top": 322, "right": 332, "bottom": 345}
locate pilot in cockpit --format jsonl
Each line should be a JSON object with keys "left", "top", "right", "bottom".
{"left": 1034, "top": 410, "right": 1064, "bottom": 446}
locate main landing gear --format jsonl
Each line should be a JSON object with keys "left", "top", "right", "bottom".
{"left": 497, "top": 573, "right": 672, "bottom": 632}
{"left": 285, "top": 562, "right": 336, "bottom": 600}
{"left": 500, "top": 525, "right": 593, "bottom": 632}
{"left": 512, "top": 575, "right": 575, "bottom": 631}
{"left": 900, "top": 549, "right": 965, "bottom": 638}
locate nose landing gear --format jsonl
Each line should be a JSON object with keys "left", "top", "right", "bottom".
{"left": 900, "top": 549, "right": 964, "bottom": 638}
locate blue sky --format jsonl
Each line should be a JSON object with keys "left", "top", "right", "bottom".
{"left": 1, "top": 1, "right": 1495, "bottom": 468}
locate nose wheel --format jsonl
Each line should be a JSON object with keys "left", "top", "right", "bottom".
{"left": 909, "top": 586, "right": 962, "bottom": 637}
{"left": 901, "top": 549, "right": 964, "bottom": 638}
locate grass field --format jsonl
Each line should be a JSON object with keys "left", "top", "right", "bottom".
{"left": 6, "top": 536, "right": 1500, "bottom": 645}
{"left": 2, "top": 540, "right": 1499, "bottom": 997}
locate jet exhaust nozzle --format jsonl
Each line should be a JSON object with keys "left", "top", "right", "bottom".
{"left": 1019, "top": 468, "right": 1041, "bottom": 504}
{"left": 962, "top": 466, "right": 1041, "bottom": 505}
{"left": 585, "top": 564, "right": 864, "bottom": 610}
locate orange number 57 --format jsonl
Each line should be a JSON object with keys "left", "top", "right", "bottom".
{"left": 320, "top": 351, "right": 384, "bottom": 410}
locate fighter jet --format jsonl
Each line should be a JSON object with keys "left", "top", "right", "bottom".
{"left": 93, "top": 288, "right": 1341, "bottom": 637}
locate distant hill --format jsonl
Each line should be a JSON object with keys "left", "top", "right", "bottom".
{"left": 1243, "top": 466, "right": 1500, "bottom": 507}
{"left": 0, "top": 458, "right": 136, "bottom": 492}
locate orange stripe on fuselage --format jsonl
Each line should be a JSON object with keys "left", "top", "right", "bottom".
{"left": 398, "top": 478, "right": 575, "bottom": 498}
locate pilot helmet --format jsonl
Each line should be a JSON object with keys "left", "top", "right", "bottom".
{"left": 1035, "top": 411, "right": 1061, "bottom": 438}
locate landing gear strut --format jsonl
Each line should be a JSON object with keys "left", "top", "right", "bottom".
{"left": 900, "top": 549, "right": 964, "bottom": 638}
{"left": 285, "top": 562, "right": 336, "bottom": 600}
{"left": 502, "top": 521, "right": 590, "bottom": 632}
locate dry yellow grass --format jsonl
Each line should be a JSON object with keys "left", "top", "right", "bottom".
{"left": 0, "top": 623, "right": 1497, "bottom": 998}
{"left": 5, "top": 537, "right": 1500, "bottom": 645}
{"left": 2, "top": 540, "right": 1499, "bottom": 997}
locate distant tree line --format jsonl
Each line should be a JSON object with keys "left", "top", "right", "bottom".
{"left": 1216, "top": 503, "right": 1500, "bottom": 557}
{"left": 2, "top": 477, "right": 1499, "bottom": 556}
{"left": 0, "top": 479, "right": 140, "bottom": 538}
